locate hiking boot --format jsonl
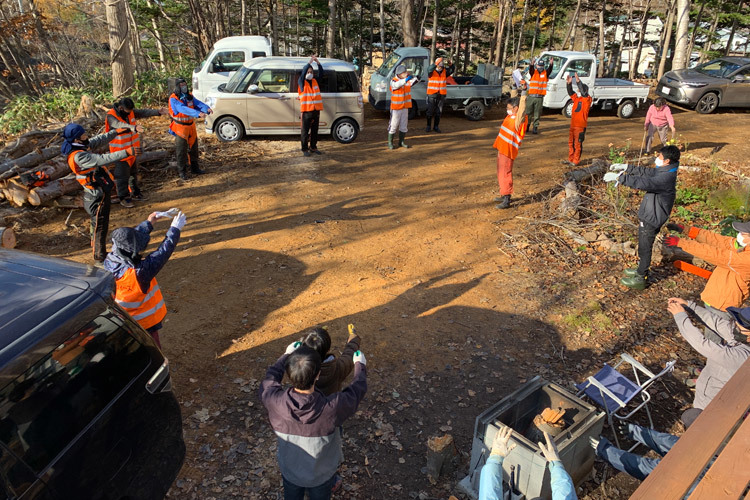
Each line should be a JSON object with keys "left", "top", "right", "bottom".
{"left": 532, "top": 126, "right": 539, "bottom": 134}
{"left": 496, "top": 195, "right": 511, "bottom": 209}
{"left": 178, "top": 172, "right": 189, "bottom": 181}
{"left": 621, "top": 274, "right": 648, "bottom": 290}
{"left": 303, "top": 150, "right": 311, "bottom": 157}
{"left": 331, "top": 474, "right": 343, "bottom": 493}
{"left": 132, "top": 192, "right": 148, "bottom": 201}
{"left": 191, "top": 168, "right": 206, "bottom": 175}
{"left": 433, "top": 126, "right": 442, "bottom": 133}
{"left": 388, "top": 133, "right": 397, "bottom": 150}
{"left": 425, "top": 117, "right": 432, "bottom": 132}
{"left": 311, "top": 149, "right": 323, "bottom": 155}
{"left": 120, "top": 198, "right": 135, "bottom": 208}
{"left": 398, "top": 131, "right": 410, "bottom": 148}
{"left": 425, "top": 125, "right": 431, "bottom": 132}
{"left": 622, "top": 268, "right": 640, "bottom": 278}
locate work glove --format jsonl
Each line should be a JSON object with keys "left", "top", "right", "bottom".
{"left": 663, "top": 236, "right": 680, "bottom": 247}
{"left": 155, "top": 208, "right": 180, "bottom": 219}
{"left": 134, "top": 146, "right": 143, "bottom": 155}
{"left": 171, "top": 211, "right": 187, "bottom": 230}
{"left": 490, "top": 426, "right": 516, "bottom": 458}
{"left": 537, "top": 431, "right": 561, "bottom": 463}
{"left": 353, "top": 350, "right": 366, "bottom": 366}
{"left": 609, "top": 163, "right": 628, "bottom": 172}
{"left": 603, "top": 172, "right": 621, "bottom": 183}
{"left": 666, "top": 223, "right": 685, "bottom": 234}
{"left": 285, "top": 341, "right": 302, "bottom": 355}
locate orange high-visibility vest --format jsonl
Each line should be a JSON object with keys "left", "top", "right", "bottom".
{"left": 493, "top": 113, "right": 528, "bottom": 160}
{"left": 67, "top": 150, "right": 114, "bottom": 192}
{"left": 105, "top": 108, "right": 140, "bottom": 167}
{"left": 299, "top": 78, "right": 323, "bottom": 112}
{"left": 427, "top": 69, "right": 447, "bottom": 95}
{"left": 529, "top": 71, "right": 549, "bottom": 96}
{"left": 115, "top": 268, "right": 167, "bottom": 330}
{"left": 168, "top": 93, "right": 197, "bottom": 142}
{"left": 390, "top": 77, "right": 412, "bottom": 110}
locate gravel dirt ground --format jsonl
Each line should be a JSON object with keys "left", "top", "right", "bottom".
{"left": 8, "top": 101, "right": 750, "bottom": 499}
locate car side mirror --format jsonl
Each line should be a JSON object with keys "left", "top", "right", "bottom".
{"left": 248, "top": 84, "right": 259, "bottom": 94}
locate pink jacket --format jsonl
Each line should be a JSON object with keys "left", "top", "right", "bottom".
{"left": 645, "top": 104, "right": 674, "bottom": 128}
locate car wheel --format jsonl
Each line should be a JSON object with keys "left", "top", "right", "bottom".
{"left": 464, "top": 100, "right": 486, "bottom": 121}
{"left": 214, "top": 116, "right": 244, "bottom": 142}
{"left": 562, "top": 101, "right": 573, "bottom": 118}
{"left": 696, "top": 92, "right": 719, "bottom": 114}
{"left": 332, "top": 118, "right": 359, "bottom": 144}
{"left": 617, "top": 100, "right": 635, "bottom": 119}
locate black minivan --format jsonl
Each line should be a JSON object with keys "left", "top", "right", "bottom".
{"left": 0, "top": 249, "right": 185, "bottom": 499}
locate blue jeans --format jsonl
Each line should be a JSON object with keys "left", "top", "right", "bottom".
{"left": 283, "top": 475, "right": 335, "bottom": 500}
{"left": 596, "top": 424, "right": 679, "bottom": 481}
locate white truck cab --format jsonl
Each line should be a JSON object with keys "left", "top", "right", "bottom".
{"left": 192, "top": 36, "right": 273, "bottom": 102}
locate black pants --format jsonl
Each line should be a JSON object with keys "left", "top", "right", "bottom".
{"left": 426, "top": 94, "right": 445, "bottom": 119}
{"left": 301, "top": 110, "right": 320, "bottom": 152}
{"left": 175, "top": 136, "right": 200, "bottom": 175}
{"left": 83, "top": 178, "right": 113, "bottom": 262}
{"left": 112, "top": 159, "right": 141, "bottom": 199}
{"left": 637, "top": 220, "right": 660, "bottom": 276}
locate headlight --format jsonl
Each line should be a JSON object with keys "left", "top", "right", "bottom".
{"left": 682, "top": 82, "right": 708, "bottom": 88}
{"left": 206, "top": 96, "right": 216, "bottom": 108}
{"left": 374, "top": 81, "right": 388, "bottom": 92}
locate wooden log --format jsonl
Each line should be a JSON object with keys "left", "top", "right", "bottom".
{"left": 0, "top": 146, "right": 60, "bottom": 175}
{"left": 0, "top": 227, "right": 16, "bottom": 248}
{"left": 28, "top": 175, "right": 81, "bottom": 206}
{"left": 426, "top": 434, "right": 454, "bottom": 483}
{"left": 2, "top": 179, "right": 31, "bottom": 206}
{"left": 137, "top": 149, "right": 169, "bottom": 164}
{"left": 0, "top": 157, "right": 69, "bottom": 183}
{"left": 0, "top": 129, "right": 62, "bottom": 159}
{"left": 563, "top": 158, "right": 611, "bottom": 183}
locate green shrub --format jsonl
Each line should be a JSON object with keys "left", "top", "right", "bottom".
{"left": 707, "top": 184, "right": 750, "bottom": 218}
{"left": 675, "top": 185, "right": 707, "bottom": 206}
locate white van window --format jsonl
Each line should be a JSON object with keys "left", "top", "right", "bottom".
{"left": 210, "top": 51, "right": 246, "bottom": 73}
{"left": 565, "top": 59, "right": 593, "bottom": 78}
{"left": 251, "top": 51, "right": 267, "bottom": 58}
{"left": 255, "top": 69, "right": 291, "bottom": 93}
{"left": 400, "top": 57, "right": 426, "bottom": 79}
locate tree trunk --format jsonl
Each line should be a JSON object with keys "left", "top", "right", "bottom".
{"left": 430, "top": 0, "right": 439, "bottom": 60}
{"left": 0, "top": 147, "right": 60, "bottom": 175}
{"left": 400, "top": 0, "right": 418, "bottom": 46}
{"left": 562, "top": 0, "right": 582, "bottom": 50}
{"left": 418, "top": 1, "right": 428, "bottom": 47}
{"left": 686, "top": 0, "right": 705, "bottom": 62}
{"left": 549, "top": 2, "right": 557, "bottom": 50}
{"left": 630, "top": 0, "right": 652, "bottom": 79}
{"left": 241, "top": 0, "right": 247, "bottom": 35}
{"left": 379, "top": 0, "right": 386, "bottom": 61}
{"left": 657, "top": 0, "right": 676, "bottom": 81}
{"left": 28, "top": 176, "right": 81, "bottom": 206}
{"left": 701, "top": 9, "right": 719, "bottom": 63}
{"left": 105, "top": 0, "right": 135, "bottom": 97}
{"left": 269, "top": 0, "right": 278, "bottom": 55}
{"left": 327, "top": 0, "right": 337, "bottom": 56}
{"left": 514, "top": 0, "right": 530, "bottom": 68}
{"left": 529, "top": 0, "right": 542, "bottom": 57}
{"left": 501, "top": 0, "right": 515, "bottom": 71}
{"left": 723, "top": 1, "right": 743, "bottom": 56}
{"left": 493, "top": 0, "right": 506, "bottom": 65}
{"left": 672, "top": 0, "right": 691, "bottom": 70}
{"left": 597, "top": 0, "right": 606, "bottom": 78}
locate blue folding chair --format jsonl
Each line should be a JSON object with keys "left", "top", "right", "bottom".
{"left": 576, "top": 353, "right": 676, "bottom": 450}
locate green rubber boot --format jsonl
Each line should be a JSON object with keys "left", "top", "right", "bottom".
{"left": 621, "top": 274, "right": 648, "bottom": 290}
{"left": 399, "top": 131, "right": 410, "bottom": 148}
{"left": 622, "top": 268, "right": 640, "bottom": 277}
{"left": 388, "top": 133, "right": 397, "bottom": 150}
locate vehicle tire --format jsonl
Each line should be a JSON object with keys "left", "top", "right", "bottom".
{"left": 617, "top": 100, "right": 636, "bottom": 119}
{"left": 696, "top": 92, "right": 719, "bottom": 114}
{"left": 562, "top": 101, "right": 573, "bottom": 118}
{"left": 408, "top": 105, "right": 418, "bottom": 120}
{"left": 332, "top": 117, "right": 359, "bottom": 144}
{"left": 214, "top": 116, "right": 244, "bottom": 142}
{"left": 464, "top": 100, "right": 486, "bottom": 121}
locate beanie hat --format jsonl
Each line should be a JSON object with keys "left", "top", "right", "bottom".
{"left": 61, "top": 123, "right": 85, "bottom": 155}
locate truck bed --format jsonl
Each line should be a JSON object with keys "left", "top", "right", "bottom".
{"left": 445, "top": 84, "right": 503, "bottom": 101}
{"left": 593, "top": 78, "right": 650, "bottom": 100}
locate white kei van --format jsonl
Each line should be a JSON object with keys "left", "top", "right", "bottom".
{"left": 204, "top": 57, "right": 364, "bottom": 144}
{"left": 192, "top": 36, "right": 273, "bottom": 102}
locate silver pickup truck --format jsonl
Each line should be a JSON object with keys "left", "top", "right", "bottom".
{"left": 368, "top": 47, "right": 503, "bottom": 120}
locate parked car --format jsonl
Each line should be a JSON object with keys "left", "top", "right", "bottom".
{"left": 192, "top": 36, "right": 273, "bottom": 102}
{"left": 534, "top": 51, "right": 650, "bottom": 119}
{"left": 656, "top": 57, "right": 750, "bottom": 113}
{"left": 0, "top": 249, "right": 185, "bottom": 499}
{"left": 204, "top": 57, "right": 364, "bottom": 144}
{"left": 369, "top": 47, "right": 504, "bottom": 120}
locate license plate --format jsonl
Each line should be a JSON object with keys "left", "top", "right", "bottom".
{"left": 661, "top": 86, "right": 670, "bottom": 94}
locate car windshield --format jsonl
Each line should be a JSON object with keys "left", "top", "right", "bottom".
{"left": 539, "top": 55, "right": 567, "bottom": 79}
{"left": 695, "top": 59, "right": 741, "bottom": 78}
{"left": 377, "top": 52, "right": 401, "bottom": 76}
{"left": 225, "top": 67, "right": 252, "bottom": 93}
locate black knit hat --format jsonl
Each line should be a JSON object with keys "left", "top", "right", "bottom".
{"left": 111, "top": 227, "right": 150, "bottom": 255}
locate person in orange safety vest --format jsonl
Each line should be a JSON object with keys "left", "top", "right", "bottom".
{"left": 526, "top": 57, "right": 553, "bottom": 134}
{"left": 104, "top": 209, "right": 186, "bottom": 348}
{"left": 168, "top": 78, "right": 212, "bottom": 180}
{"left": 492, "top": 85, "right": 528, "bottom": 209}
{"left": 565, "top": 73, "right": 592, "bottom": 166}
{"left": 298, "top": 55, "right": 325, "bottom": 157}
{"left": 425, "top": 57, "right": 453, "bottom": 133}
{"left": 388, "top": 64, "right": 419, "bottom": 149}
{"left": 105, "top": 97, "right": 167, "bottom": 207}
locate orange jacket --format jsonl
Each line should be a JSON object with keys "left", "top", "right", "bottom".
{"left": 299, "top": 78, "right": 323, "bottom": 112}
{"left": 427, "top": 69, "right": 447, "bottom": 95}
{"left": 115, "top": 268, "right": 167, "bottom": 330}
{"left": 493, "top": 112, "right": 528, "bottom": 160}
{"left": 570, "top": 95, "right": 593, "bottom": 129}
{"left": 390, "top": 77, "right": 413, "bottom": 110}
{"left": 678, "top": 227, "right": 750, "bottom": 310}
{"left": 105, "top": 109, "right": 140, "bottom": 166}
{"left": 67, "top": 150, "right": 114, "bottom": 191}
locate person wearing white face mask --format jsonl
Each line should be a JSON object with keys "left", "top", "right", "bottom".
{"left": 662, "top": 219, "right": 750, "bottom": 318}
{"left": 604, "top": 145, "right": 680, "bottom": 289}
{"left": 491, "top": 83, "right": 528, "bottom": 209}
{"left": 298, "top": 55, "right": 324, "bottom": 157}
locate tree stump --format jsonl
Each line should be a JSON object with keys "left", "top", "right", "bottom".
{"left": 0, "top": 227, "right": 16, "bottom": 248}
{"left": 426, "top": 434, "right": 454, "bottom": 483}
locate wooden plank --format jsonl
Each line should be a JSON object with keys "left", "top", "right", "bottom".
{"left": 630, "top": 359, "right": 750, "bottom": 500}
{"left": 688, "top": 415, "right": 750, "bottom": 500}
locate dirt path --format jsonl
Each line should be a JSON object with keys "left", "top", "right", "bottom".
{"left": 13, "top": 103, "right": 750, "bottom": 499}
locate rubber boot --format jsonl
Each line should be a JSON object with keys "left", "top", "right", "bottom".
{"left": 399, "top": 131, "right": 410, "bottom": 149}
{"left": 532, "top": 126, "right": 538, "bottom": 134}
{"left": 496, "top": 195, "right": 511, "bottom": 209}
{"left": 388, "top": 133, "right": 397, "bottom": 150}
{"left": 621, "top": 274, "right": 648, "bottom": 290}
{"left": 622, "top": 268, "right": 640, "bottom": 277}
{"left": 433, "top": 115, "right": 441, "bottom": 133}
{"left": 425, "top": 117, "right": 432, "bottom": 133}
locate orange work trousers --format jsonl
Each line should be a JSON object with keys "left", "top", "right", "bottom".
{"left": 497, "top": 152, "right": 514, "bottom": 195}
{"left": 568, "top": 126, "right": 586, "bottom": 165}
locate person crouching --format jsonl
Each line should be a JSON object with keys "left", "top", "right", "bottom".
{"left": 105, "top": 210, "right": 186, "bottom": 347}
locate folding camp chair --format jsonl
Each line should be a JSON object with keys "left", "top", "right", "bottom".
{"left": 576, "top": 353, "right": 676, "bottom": 450}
